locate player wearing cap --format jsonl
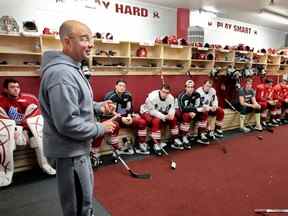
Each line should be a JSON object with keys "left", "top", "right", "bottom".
{"left": 196, "top": 80, "right": 225, "bottom": 143}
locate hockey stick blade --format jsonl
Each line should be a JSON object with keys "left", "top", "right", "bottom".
{"left": 114, "top": 151, "right": 151, "bottom": 180}
{"left": 254, "top": 209, "right": 288, "bottom": 213}
{"left": 128, "top": 169, "right": 151, "bottom": 179}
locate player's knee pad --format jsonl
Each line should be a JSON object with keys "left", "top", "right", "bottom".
{"left": 15, "top": 126, "right": 29, "bottom": 146}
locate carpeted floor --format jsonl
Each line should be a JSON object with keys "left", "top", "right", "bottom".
{"left": 94, "top": 125, "right": 288, "bottom": 216}
{"left": 0, "top": 166, "right": 110, "bottom": 216}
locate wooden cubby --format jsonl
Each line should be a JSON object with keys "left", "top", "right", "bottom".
{"left": 0, "top": 34, "right": 41, "bottom": 76}
{"left": 234, "top": 51, "right": 252, "bottom": 70}
{"left": 0, "top": 34, "right": 287, "bottom": 76}
{"left": 41, "top": 35, "right": 62, "bottom": 52}
{"left": 213, "top": 49, "right": 235, "bottom": 75}
{"left": 91, "top": 40, "right": 129, "bottom": 75}
{"left": 279, "top": 55, "right": 288, "bottom": 73}
{"left": 161, "top": 44, "right": 190, "bottom": 74}
{"left": 252, "top": 52, "right": 267, "bottom": 65}
{"left": 190, "top": 47, "right": 214, "bottom": 75}
{"left": 129, "top": 42, "right": 162, "bottom": 73}
{"left": 266, "top": 54, "right": 281, "bottom": 75}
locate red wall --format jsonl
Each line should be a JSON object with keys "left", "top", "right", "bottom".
{"left": 0, "top": 75, "right": 278, "bottom": 112}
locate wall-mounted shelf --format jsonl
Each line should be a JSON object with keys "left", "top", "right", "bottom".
{"left": 0, "top": 34, "right": 287, "bottom": 76}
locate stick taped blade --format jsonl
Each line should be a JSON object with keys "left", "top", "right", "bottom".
{"left": 129, "top": 170, "right": 151, "bottom": 179}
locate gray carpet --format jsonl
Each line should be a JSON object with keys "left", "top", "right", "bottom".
{"left": 0, "top": 169, "right": 110, "bottom": 216}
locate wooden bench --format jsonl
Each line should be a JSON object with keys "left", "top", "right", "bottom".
{"left": 14, "top": 109, "right": 256, "bottom": 172}
{"left": 222, "top": 108, "right": 256, "bottom": 131}
{"left": 14, "top": 146, "right": 38, "bottom": 173}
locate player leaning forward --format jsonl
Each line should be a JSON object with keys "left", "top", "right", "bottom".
{"left": 0, "top": 78, "right": 55, "bottom": 187}
{"left": 140, "top": 84, "right": 183, "bottom": 156}
{"left": 196, "top": 80, "right": 225, "bottom": 142}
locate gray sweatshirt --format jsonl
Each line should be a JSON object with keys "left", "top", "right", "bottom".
{"left": 39, "top": 51, "right": 105, "bottom": 158}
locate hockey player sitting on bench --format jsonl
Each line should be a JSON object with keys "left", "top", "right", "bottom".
{"left": 177, "top": 80, "right": 202, "bottom": 149}
{"left": 236, "top": 78, "right": 262, "bottom": 133}
{"left": 0, "top": 78, "right": 55, "bottom": 187}
{"left": 272, "top": 74, "right": 288, "bottom": 124}
{"left": 104, "top": 80, "right": 149, "bottom": 155}
{"left": 196, "top": 80, "right": 225, "bottom": 143}
{"left": 256, "top": 79, "right": 278, "bottom": 127}
{"left": 140, "top": 83, "right": 183, "bottom": 156}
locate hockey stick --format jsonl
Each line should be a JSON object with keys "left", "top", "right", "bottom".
{"left": 255, "top": 208, "right": 288, "bottom": 214}
{"left": 113, "top": 150, "right": 151, "bottom": 179}
{"left": 160, "top": 70, "right": 165, "bottom": 85}
{"left": 160, "top": 147, "right": 177, "bottom": 169}
{"left": 224, "top": 98, "right": 237, "bottom": 112}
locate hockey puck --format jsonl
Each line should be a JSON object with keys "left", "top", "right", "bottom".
{"left": 257, "top": 135, "right": 263, "bottom": 140}
{"left": 170, "top": 161, "right": 176, "bottom": 170}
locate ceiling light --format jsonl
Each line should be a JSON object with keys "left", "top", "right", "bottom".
{"left": 259, "top": 9, "right": 288, "bottom": 25}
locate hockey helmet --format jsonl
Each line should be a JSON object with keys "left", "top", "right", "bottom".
{"left": 136, "top": 47, "right": 148, "bottom": 57}
{"left": 23, "top": 21, "right": 37, "bottom": 32}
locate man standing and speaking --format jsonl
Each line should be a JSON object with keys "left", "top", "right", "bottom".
{"left": 39, "top": 20, "right": 116, "bottom": 216}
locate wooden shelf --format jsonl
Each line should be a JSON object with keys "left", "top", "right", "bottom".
{"left": 129, "top": 66, "right": 161, "bottom": 69}
{"left": 0, "top": 34, "right": 287, "bottom": 76}
{"left": 252, "top": 62, "right": 266, "bottom": 65}
{"left": 165, "top": 58, "right": 189, "bottom": 61}
{"left": 0, "top": 71, "right": 39, "bottom": 76}
{"left": 93, "top": 55, "right": 129, "bottom": 59}
{"left": 191, "top": 59, "right": 213, "bottom": 62}
{"left": 267, "top": 64, "right": 280, "bottom": 66}
{"left": 131, "top": 57, "right": 161, "bottom": 60}
{"left": 215, "top": 49, "right": 231, "bottom": 53}
{"left": 0, "top": 64, "right": 39, "bottom": 68}
{"left": 215, "top": 60, "right": 233, "bottom": 63}
{"left": 190, "top": 67, "right": 213, "bottom": 70}
{"left": 234, "top": 61, "right": 251, "bottom": 64}
{"left": 91, "top": 66, "right": 128, "bottom": 69}
{"left": 0, "top": 51, "right": 41, "bottom": 55}
{"left": 162, "top": 66, "right": 184, "bottom": 70}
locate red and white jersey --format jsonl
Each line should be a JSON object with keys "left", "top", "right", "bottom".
{"left": 282, "top": 84, "right": 288, "bottom": 99}
{"left": 140, "top": 90, "right": 175, "bottom": 120}
{"left": 196, "top": 86, "right": 218, "bottom": 107}
{"left": 0, "top": 93, "right": 40, "bottom": 125}
{"left": 256, "top": 84, "right": 273, "bottom": 103}
{"left": 272, "top": 84, "right": 286, "bottom": 101}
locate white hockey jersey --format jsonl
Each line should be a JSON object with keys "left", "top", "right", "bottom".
{"left": 196, "top": 86, "right": 218, "bottom": 108}
{"left": 140, "top": 90, "right": 175, "bottom": 120}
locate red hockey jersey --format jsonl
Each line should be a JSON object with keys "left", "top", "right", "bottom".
{"left": 0, "top": 93, "right": 40, "bottom": 125}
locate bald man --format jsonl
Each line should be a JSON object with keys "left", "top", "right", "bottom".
{"left": 39, "top": 20, "right": 116, "bottom": 216}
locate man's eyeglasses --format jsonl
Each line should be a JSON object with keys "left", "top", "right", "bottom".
{"left": 68, "top": 35, "right": 93, "bottom": 44}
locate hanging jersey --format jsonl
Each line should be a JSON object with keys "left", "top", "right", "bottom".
{"left": 196, "top": 87, "right": 218, "bottom": 107}
{"left": 177, "top": 90, "right": 201, "bottom": 113}
{"left": 140, "top": 90, "right": 175, "bottom": 120}
{"left": 104, "top": 90, "right": 132, "bottom": 116}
